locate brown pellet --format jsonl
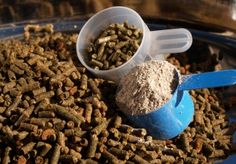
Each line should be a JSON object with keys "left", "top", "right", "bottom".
{"left": 79, "top": 138, "right": 88, "bottom": 147}
{"left": 161, "top": 155, "right": 176, "bottom": 163}
{"left": 85, "top": 103, "right": 93, "bottom": 123}
{"left": 194, "top": 137, "right": 204, "bottom": 153}
{"left": 37, "top": 142, "right": 52, "bottom": 157}
{"left": 21, "top": 142, "right": 36, "bottom": 154}
{"left": 70, "top": 149, "right": 82, "bottom": 160}
{"left": 210, "top": 149, "right": 225, "bottom": 158}
{"left": 203, "top": 142, "right": 214, "bottom": 157}
{"left": 32, "top": 87, "right": 46, "bottom": 96}
{"left": 106, "top": 139, "right": 119, "bottom": 147}
{"left": 36, "top": 60, "right": 55, "bottom": 77}
{"left": 17, "top": 155, "right": 27, "bottom": 164}
{"left": 93, "top": 108, "right": 102, "bottom": 118}
{"left": 59, "top": 155, "right": 78, "bottom": 163}
{"left": 50, "top": 144, "right": 61, "bottom": 164}
{"left": 180, "top": 133, "right": 190, "bottom": 152}
{"left": 0, "top": 115, "right": 6, "bottom": 123}
{"left": 131, "top": 154, "right": 149, "bottom": 164}
{"left": 3, "top": 81, "right": 16, "bottom": 93}
{"left": 7, "top": 70, "right": 16, "bottom": 81}
{"left": 0, "top": 107, "right": 6, "bottom": 114}
{"left": 2, "top": 146, "right": 11, "bottom": 164}
{"left": 30, "top": 118, "right": 47, "bottom": 128}
{"left": 10, "top": 65, "right": 24, "bottom": 75}
{"left": 57, "top": 131, "right": 66, "bottom": 147}
{"left": 88, "top": 78, "right": 101, "bottom": 95}
{"left": 66, "top": 121, "right": 75, "bottom": 129}
{"left": 35, "top": 156, "right": 44, "bottom": 164}
{"left": 97, "top": 43, "right": 106, "bottom": 60}
{"left": 102, "top": 149, "right": 119, "bottom": 163}
{"left": 49, "top": 104, "right": 84, "bottom": 125}
{"left": 98, "top": 35, "right": 118, "bottom": 44}
{"left": 131, "top": 128, "right": 147, "bottom": 137}
{"left": 15, "top": 131, "right": 29, "bottom": 140}
{"left": 112, "top": 115, "right": 122, "bottom": 128}
{"left": 212, "top": 119, "right": 225, "bottom": 126}
{"left": 4, "top": 94, "right": 22, "bottom": 117}
{"left": 126, "top": 134, "right": 144, "bottom": 143}
{"left": 91, "top": 119, "right": 110, "bottom": 135}
{"left": 35, "top": 91, "right": 55, "bottom": 103}
{"left": 80, "top": 74, "right": 88, "bottom": 90}
{"left": 64, "top": 128, "right": 86, "bottom": 137}
{"left": 119, "top": 124, "right": 133, "bottom": 133}
{"left": 92, "top": 97, "right": 101, "bottom": 108}
{"left": 194, "top": 111, "right": 204, "bottom": 125}
{"left": 109, "top": 147, "right": 129, "bottom": 160}
{"left": 185, "top": 157, "right": 199, "bottom": 164}
{"left": 41, "top": 128, "right": 56, "bottom": 141}
{"left": 20, "top": 123, "right": 38, "bottom": 132}
{"left": 87, "top": 134, "right": 99, "bottom": 158}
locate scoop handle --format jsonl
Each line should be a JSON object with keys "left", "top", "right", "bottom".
{"left": 149, "top": 28, "right": 192, "bottom": 58}
{"left": 178, "top": 70, "right": 236, "bottom": 91}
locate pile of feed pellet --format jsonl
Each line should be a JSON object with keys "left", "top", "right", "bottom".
{"left": 86, "top": 21, "right": 143, "bottom": 70}
{"left": 0, "top": 25, "right": 235, "bottom": 164}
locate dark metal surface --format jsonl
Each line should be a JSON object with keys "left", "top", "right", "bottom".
{"left": 1, "top": 0, "right": 236, "bottom": 32}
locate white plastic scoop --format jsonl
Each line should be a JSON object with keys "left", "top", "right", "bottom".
{"left": 76, "top": 6, "right": 192, "bottom": 83}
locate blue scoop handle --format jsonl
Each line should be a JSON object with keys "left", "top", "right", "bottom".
{"left": 178, "top": 70, "right": 236, "bottom": 91}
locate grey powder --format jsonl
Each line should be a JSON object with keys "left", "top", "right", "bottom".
{"left": 116, "top": 60, "right": 180, "bottom": 115}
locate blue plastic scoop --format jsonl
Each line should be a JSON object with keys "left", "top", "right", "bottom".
{"left": 178, "top": 70, "right": 236, "bottom": 91}
{"left": 126, "top": 69, "right": 236, "bottom": 140}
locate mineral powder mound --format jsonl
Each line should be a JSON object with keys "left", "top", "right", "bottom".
{"left": 116, "top": 60, "right": 180, "bottom": 116}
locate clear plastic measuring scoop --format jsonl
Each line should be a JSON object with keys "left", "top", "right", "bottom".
{"left": 76, "top": 6, "right": 192, "bottom": 83}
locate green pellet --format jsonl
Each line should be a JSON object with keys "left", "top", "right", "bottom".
{"left": 90, "top": 59, "right": 104, "bottom": 68}
{"left": 97, "top": 43, "right": 106, "bottom": 60}
{"left": 38, "top": 111, "right": 55, "bottom": 118}
{"left": 115, "top": 41, "right": 129, "bottom": 50}
{"left": 88, "top": 79, "right": 101, "bottom": 95}
{"left": 98, "top": 35, "right": 118, "bottom": 44}
{"left": 50, "top": 144, "right": 61, "bottom": 164}
{"left": 87, "top": 134, "right": 98, "bottom": 158}
{"left": 80, "top": 74, "right": 88, "bottom": 90}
